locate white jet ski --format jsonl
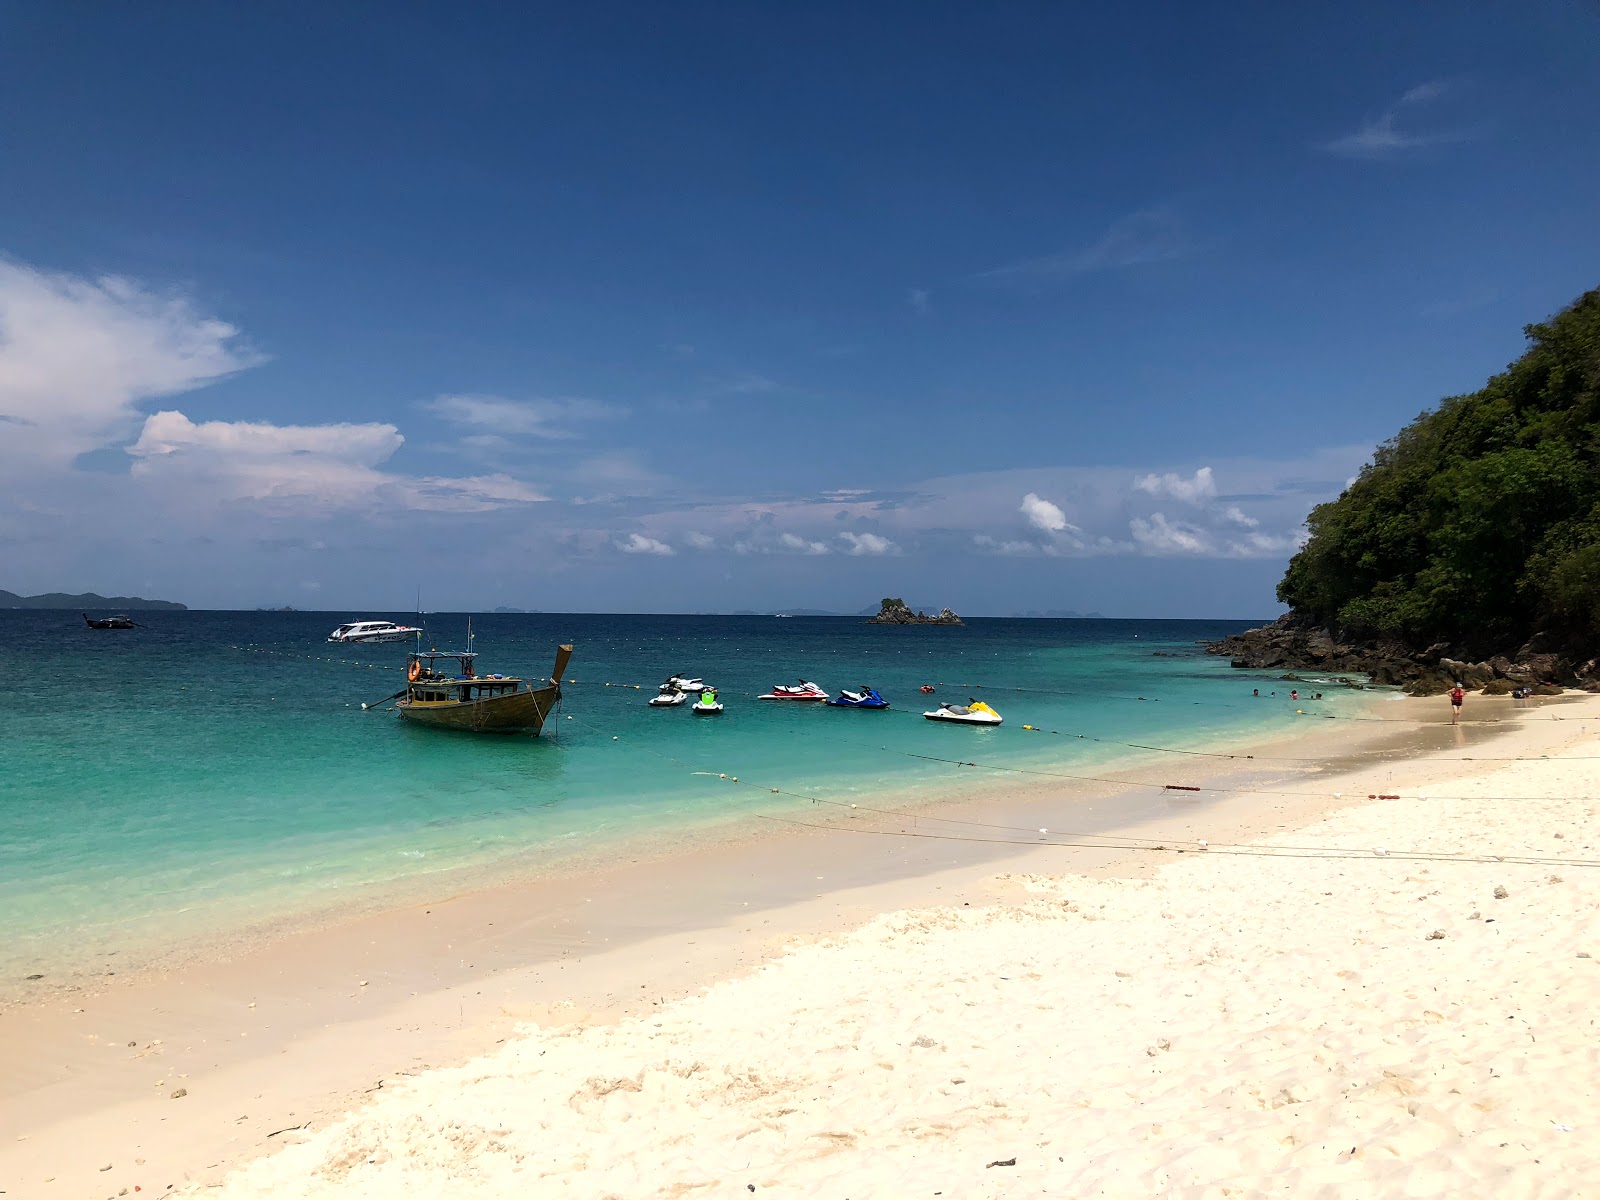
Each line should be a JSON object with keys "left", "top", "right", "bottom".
{"left": 663, "top": 674, "right": 708, "bottom": 693}
{"left": 923, "top": 699, "right": 1003, "bottom": 726}
{"left": 692, "top": 687, "right": 724, "bottom": 715}
{"left": 648, "top": 686, "right": 687, "bottom": 707}
{"left": 758, "top": 680, "right": 829, "bottom": 701}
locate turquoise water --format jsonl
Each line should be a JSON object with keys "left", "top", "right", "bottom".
{"left": 0, "top": 611, "right": 1330, "bottom": 994}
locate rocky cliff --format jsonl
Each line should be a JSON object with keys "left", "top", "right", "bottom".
{"left": 867, "top": 598, "right": 963, "bottom": 626}
{"left": 1206, "top": 613, "right": 1588, "bottom": 695}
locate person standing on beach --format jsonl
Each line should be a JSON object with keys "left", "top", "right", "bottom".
{"left": 1450, "top": 682, "right": 1465, "bottom": 724}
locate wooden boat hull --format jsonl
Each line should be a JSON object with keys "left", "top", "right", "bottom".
{"left": 395, "top": 683, "right": 561, "bottom": 734}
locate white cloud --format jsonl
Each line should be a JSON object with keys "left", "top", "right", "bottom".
{"left": 1129, "top": 512, "right": 1210, "bottom": 555}
{"left": 1224, "top": 530, "right": 1301, "bottom": 558}
{"left": 778, "top": 532, "right": 830, "bottom": 555}
{"left": 0, "top": 259, "right": 259, "bottom": 468}
{"left": 907, "top": 288, "right": 931, "bottom": 315}
{"left": 424, "top": 393, "right": 622, "bottom": 439}
{"left": 1220, "top": 504, "right": 1259, "bottom": 529}
{"left": 127, "top": 410, "right": 547, "bottom": 512}
{"left": 1322, "top": 81, "right": 1473, "bottom": 158}
{"left": 974, "top": 534, "right": 1044, "bottom": 556}
{"left": 985, "top": 210, "right": 1190, "bottom": 280}
{"left": 402, "top": 473, "right": 549, "bottom": 512}
{"left": 1020, "top": 491, "right": 1073, "bottom": 533}
{"left": 1134, "top": 466, "right": 1216, "bottom": 505}
{"left": 838, "top": 531, "right": 895, "bottom": 555}
{"left": 684, "top": 531, "right": 716, "bottom": 550}
{"left": 617, "top": 533, "right": 674, "bottom": 556}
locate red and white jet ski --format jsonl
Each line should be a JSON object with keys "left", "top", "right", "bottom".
{"left": 758, "top": 679, "right": 829, "bottom": 701}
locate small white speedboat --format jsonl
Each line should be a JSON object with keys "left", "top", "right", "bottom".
{"left": 328, "top": 620, "right": 423, "bottom": 644}
{"left": 758, "top": 680, "right": 829, "bottom": 701}
{"left": 692, "top": 688, "right": 724, "bottom": 715}
{"left": 648, "top": 687, "right": 687, "bottom": 707}
{"left": 923, "top": 700, "right": 1003, "bottom": 726}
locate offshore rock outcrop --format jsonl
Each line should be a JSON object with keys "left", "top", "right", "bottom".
{"left": 1206, "top": 613, "right": 1583, "bottom": 695}
{"left": 867, "top": 598, "right": 963, "bottom": 626}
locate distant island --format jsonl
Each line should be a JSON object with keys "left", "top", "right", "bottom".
{"left": 2, "top": 589, "right": 187, "bottom": 610}
{"left": 494, "top": 606, "right": 534, "bottom": 614}
{"left": 1211, "top": 285, "right": 1600, "bottom": 694}
{"left": 867, "top": 597, "right": 963, "bottom": 625}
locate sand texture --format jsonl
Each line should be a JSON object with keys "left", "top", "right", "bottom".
{"left": 205, "top": 742, "right": 1600, "bottom": 1197}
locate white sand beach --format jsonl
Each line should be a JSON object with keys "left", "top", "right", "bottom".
{"left": 7, "top": 695, "right": 1600, "bottom": 1198}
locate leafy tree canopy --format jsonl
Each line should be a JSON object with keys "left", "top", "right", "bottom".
{"left": 1279, "top": 287, "right": 1600, "bottom": 654}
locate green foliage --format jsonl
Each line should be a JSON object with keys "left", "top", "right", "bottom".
{"left": 1280, "top": 287, "right": 1600, "bottom": 652}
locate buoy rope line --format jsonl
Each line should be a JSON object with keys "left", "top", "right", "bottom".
{"left": 540, "top": 674, "right": 1581, "bottom": 728}
{"left": 750, "top": 812, "right": 1600, "bottom": 869}
{"left": 229, "top": 644, "right": 404, "bottom": 672}
{"left": 560, "top": 714, "right": 1600, "bottom": 869}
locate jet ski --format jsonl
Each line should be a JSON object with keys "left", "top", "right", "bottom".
{"left": 827, "top": 686, "right": 888, "bottom": 709}
{"left": 758, "top": 680, "right": 829, "bottom": 701}
{"left": 692, "top": 687, "right": 723, "bottom": 715}
{"left": 648, "top": 686, "right": 688, "bottom": 707}
{"left": 923, "top": 699, "right": 1003, "bottom": 726}
{"left": 663, "top": 674, "right": 707, "bottom": 693}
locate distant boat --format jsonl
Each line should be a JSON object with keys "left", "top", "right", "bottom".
{"left": 83, "top": 612, "right": 138, "bottom": 630}
{"left": 328, "top": 620, "right": 423, "bottom": 644}
{"left": 394, "top": 644, "right": 572, "bottom": 734}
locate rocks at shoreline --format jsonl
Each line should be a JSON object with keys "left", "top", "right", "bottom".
{"left": 867, "top": 598, "right": 963, "bottom": 626}
{"left": 1206, "top": 613, "right": 1585, "bottom": 695}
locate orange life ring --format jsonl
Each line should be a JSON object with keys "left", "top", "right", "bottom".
{"left": 408, "top": 660, "right": 422, "bottom": 682}
{"left": 920, "top": 685, "right": 935, "bottom": 694}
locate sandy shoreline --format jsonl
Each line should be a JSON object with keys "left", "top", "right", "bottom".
{"left": 3, "top": 691, "right": 1596, "bottom": 1196}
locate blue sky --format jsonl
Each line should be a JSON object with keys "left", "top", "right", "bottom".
{"left": 2, "top": 2, "right": 1597, "bottom": 615}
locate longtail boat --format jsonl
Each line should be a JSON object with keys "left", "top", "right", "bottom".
{"left": 394, "top": 643, "right": 572, "bottom": 734}
{"left": 83, "top": 612, "right": 139, "bottom": 629}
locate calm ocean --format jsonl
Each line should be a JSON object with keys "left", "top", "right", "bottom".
{"left": 0, "top": 610, "right": 1328, "bottom": 997}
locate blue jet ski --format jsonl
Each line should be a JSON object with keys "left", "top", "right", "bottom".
{"left": 827, "top": 686, "right": 889, "bottom": 709}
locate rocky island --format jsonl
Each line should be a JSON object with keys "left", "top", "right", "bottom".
{"left": 867, "top": 597, "right": 963, "bottom": 625}
{"left": 1209, "top": 286, "right": 1600, "bottom": 695}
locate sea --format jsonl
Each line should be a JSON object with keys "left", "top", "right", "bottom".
{"left": 0, "top": 610, "right": 1343, "bottom": 999}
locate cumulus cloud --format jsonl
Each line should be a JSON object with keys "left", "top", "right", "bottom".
{"left": 1129, "top": 512, "right": 1211, "bottom": 555}
{"left": 0, "top": 259, "right": 259, "bottom": 468}
{"left": 423, "top": 393, "right": 622, "bottom": 439}
{"left": 1220, "top": 504, "right": 1259, "bottom": 529}
{"left": 684, "top": 531, "right": 716, "bottom": 550}
{"left": 838, "top": 531, "right": 895, "bottom": 555}
{"left": 616, "top": 533, "right": 674, "bottom": 556}
{"left": 778, "top": 532, "right": 830, "bottom": 555}
{"left": 1020, "top": 491, "right": 1075, "bottom": 533}
{"left": 1134, "top": 466, "right": 1216, "bottom": 505}
{"left": 127, "top": 410, "right": 547, "bottom": 512}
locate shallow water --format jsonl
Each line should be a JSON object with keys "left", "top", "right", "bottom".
{"left": 0, "top": 611, "right": 1335, "bottom": 994}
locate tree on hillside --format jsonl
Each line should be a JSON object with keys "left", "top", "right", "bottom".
{"left": 1279, "top": 287, "right": 1600, "bottom": 654}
